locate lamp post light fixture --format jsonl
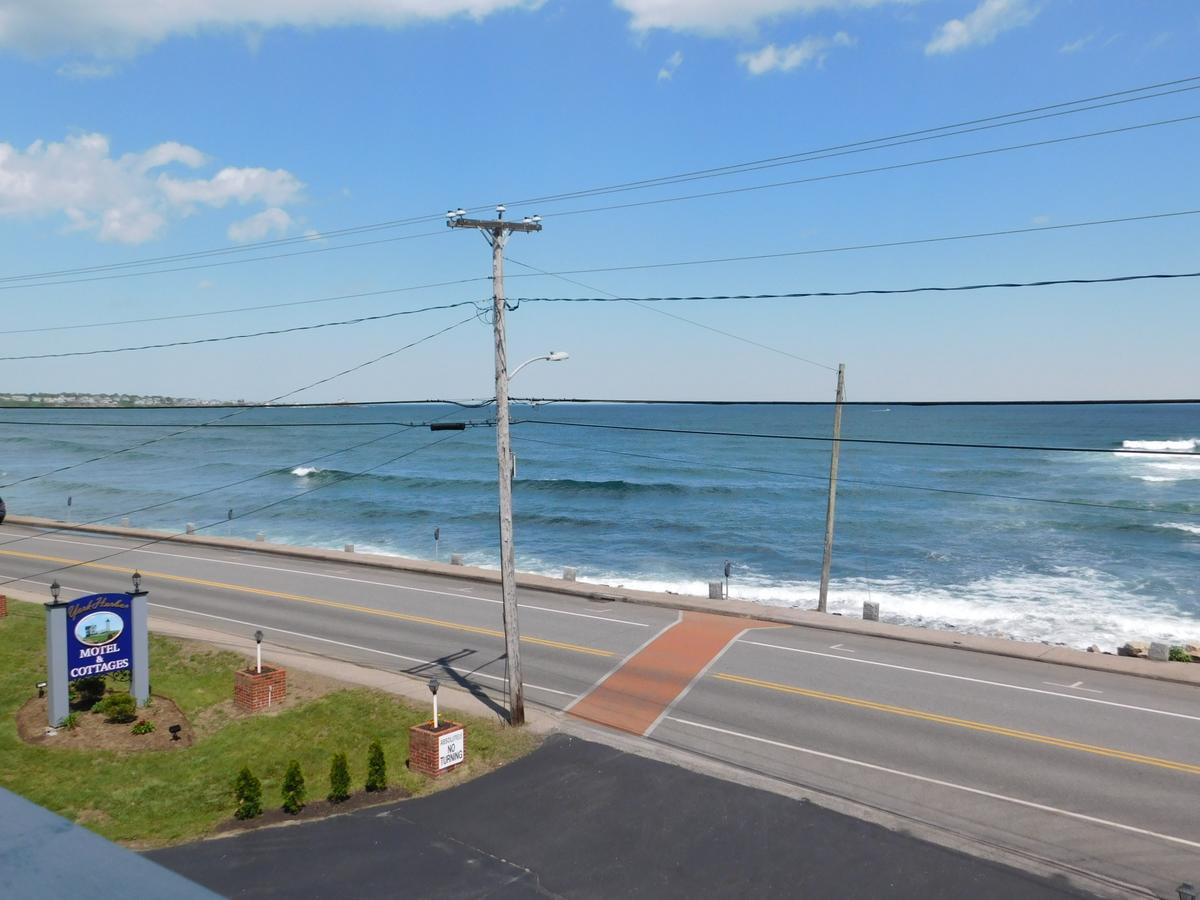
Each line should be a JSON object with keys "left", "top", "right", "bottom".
{"left": 427, "top": 676, "right": 440, "bottom": 729}
{"left": 254, "top": 629, "right": 264, "bottom": 675}
{"left": 508, "top": 350, "right": 569, "bottom": 382}
{"left": 49, "top": 580, "right": 60, "bottom": 603}
{"left": 169, "top": 724, "right": 182, "bottom": 742}
{"left": 130, "top": 570, "right": 143, "bottom": 595}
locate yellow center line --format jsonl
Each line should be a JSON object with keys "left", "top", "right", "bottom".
{"left": 714, "top": 672, "right": 1200, "bottom": 776}
{"left": 0, "top": 548, "right": 612, "bottom": 658}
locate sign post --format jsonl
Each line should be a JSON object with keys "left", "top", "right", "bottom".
{"left": 44, "top": 574, "right": 151, "bottom": 728}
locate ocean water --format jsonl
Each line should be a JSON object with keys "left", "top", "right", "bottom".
{"left": 2, "top": 402, "right": 1198, "bottom": 650}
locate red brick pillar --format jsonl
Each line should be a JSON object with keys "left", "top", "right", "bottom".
{"left": 234, "top": 665, "right": 287, "bottom": 712}
{"left": 408, "top": 721, "right": 467, "bottom": 777}
{"left": 0, "top": 595, "right": 7, "bottom": 618}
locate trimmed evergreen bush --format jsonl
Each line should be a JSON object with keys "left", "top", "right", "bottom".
{"left": 328, "top": 752, "right": 351, "bottom": 803}
{"left": 96, "top": 692, "right": 137, "bottom": 724}
{"left": 365, "top": 739, "right": 386, "bottom": 792}
{"left": 233, "top": 766, "right": 263, "bottom": 820}
{"left": 281, "top": 760, "right": 306, "bottom": 814}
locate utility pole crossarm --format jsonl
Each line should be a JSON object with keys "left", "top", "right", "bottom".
{"left": 449, "top": 218, "right": 542, "bottom": 234}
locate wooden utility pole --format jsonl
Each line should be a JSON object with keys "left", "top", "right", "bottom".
{"left": 449, "top": 206, "right": 541, "bottom": 725}
{"left": 817, "top": 363, "right": 845, "bottom": 613}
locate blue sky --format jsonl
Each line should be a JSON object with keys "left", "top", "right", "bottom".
{"left": 0, "top": 0, "right": 1196, "bottom": 402}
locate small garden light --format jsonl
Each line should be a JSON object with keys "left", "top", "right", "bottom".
{"left": 49, "top": 580, "right": 60, "bottom": 603}
{"left": 428, "top": 676, "right": 440, "bottom": 729}
{"left": 36, "top": 681, "right": 47, "bottom": 698}
{"left": 168, "top": 724, "right": 182, "bottom": 742}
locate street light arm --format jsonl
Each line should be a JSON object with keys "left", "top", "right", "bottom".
{"left": 508, "top": 351, "right": 569, "bottom": 381}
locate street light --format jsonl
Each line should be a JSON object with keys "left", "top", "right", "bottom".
{"left": 49, "top": 580, "right": 60, "bottom": 603}
{"left": 508, "top": 351, "right": 569, "bottom": 381}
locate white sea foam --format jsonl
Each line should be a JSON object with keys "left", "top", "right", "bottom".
{"left": 1121, "top": 438, "right": 1198, "bottom": 451}
{"left": 1158, "top": 522, "right": 1200, "bottom": 537}
{"left": 539, "top": 566, "right": 1200, "bottom": 651}
{"left": 290, "top": 466, "right": 321, "bottom": 477}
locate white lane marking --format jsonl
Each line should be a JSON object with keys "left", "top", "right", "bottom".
{"left": 564, "top": 612, "right": 683, "bottom": 714}
{"left": 22, "top": 533, "right": 649, "bottom": 628}
{"left": 1044, "top": 681, "right": 1104, "bottom": 694}
{"left": 644, "top": 626, "right": 757, "bottom": 738}
{"left": 666, "top": 716, "right": 1200, "bottom": 851}
{"left": 829, "top": 643, "right": 856, "bottom": 653}
{"left": 739, "top": 638, "right": 1200, "bottom": 723}
{"left": 149, "top": 602, "right": 576, "bottom": 698}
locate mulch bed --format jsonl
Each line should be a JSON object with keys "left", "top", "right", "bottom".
{"left": 16, "top": 694, "right": 194, "bottom": 751}
{"left": 214, "top": 786, "right": 412, "bottom": 834}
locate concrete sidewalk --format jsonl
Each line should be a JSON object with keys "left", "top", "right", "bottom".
{"left": 148, "top": 735, "right": 1099, "bottom": 900}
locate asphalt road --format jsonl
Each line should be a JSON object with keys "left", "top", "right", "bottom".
{"left": 148, "top": 734, "right": 1098, "bottom": 900}
{"left": 3, "top": 524, "right": 1198, "bottom": 897}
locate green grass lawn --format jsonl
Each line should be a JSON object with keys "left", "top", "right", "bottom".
{"left": 0, "top": 606, "right": 538, "bottom": 846}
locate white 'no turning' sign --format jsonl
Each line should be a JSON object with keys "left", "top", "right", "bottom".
{"left": 438, "top": 729, "right": 465, "bottom": 770}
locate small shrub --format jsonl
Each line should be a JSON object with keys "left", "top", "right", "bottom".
{"left": 233, "top": 767, "right": 263, "bottom": 820}
{"left": 72, "top": 677, "right": 106, "bottom": 707}
{"left": 95, "top": 693, "right": 137, "bottom": 724}
{"left": 281, "top": 760, "right": 306, "bottom": 814}
{"left": 365, "top": 739, "right": 387, "bottom": 792}
{"left": 1169, "top": 646, "right": 1193, "bottom": 663}
{"left": 131, "top": 719, "right": 156, "bottom": 735}
{"left": 60, "top": 712, "right": 81, "bottom": 730}
{"left": 328, "top": 752, "right": 351, "bottom": 803}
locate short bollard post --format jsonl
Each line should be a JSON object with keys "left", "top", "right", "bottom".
{"left": 562, "top": 567, "right": 577, "bottom": 581}
{"left": 255, "top": 532, "right": 265, "bottom": 542}
{"left": 450, "top": 553, "right": 464, "bottom": 566}
{"left": 344, "top": 543, "right": 355, "bottom": 553}
{"left": 708, "top": 581, "right": 723, "bottom": 600}
{"left": 863, "top": 601, "right": 880, "bottom": 622}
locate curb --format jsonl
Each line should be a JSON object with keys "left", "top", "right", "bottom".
{"left": 6, "top": 515, "right": 1199, "bottom": 688}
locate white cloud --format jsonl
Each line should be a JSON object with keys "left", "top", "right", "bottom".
{"left": 55, "top": 60, "right": 117, "bottom": 78}
{"left": 657, "top": 49, "right": 684, "bottom": 80}
{"left": 0, "top": 0, "right": 543, "bottom": 56}
{"left": 616, "top": 0, "right": 909, "bottom": 35}
{"left": 739, "top": 31, "right": 853, "bottom": 74}
{"left": 0, "top": 133, "right": 304, "bottom": 244}
{"left": 227, "top": 207, "right": 293, "bottom": 242}
{"left": 925, "top": 0, "right": 1036, "bottom": 55}
{"left": 1059, "top": 30, "right": 1097, "bottom": 54}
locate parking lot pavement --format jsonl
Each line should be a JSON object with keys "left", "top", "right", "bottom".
{"left": 149, "top": 734, "right": 1098, "bottom": 900}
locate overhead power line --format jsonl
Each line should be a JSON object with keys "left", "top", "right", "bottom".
{"left": 0, "top": 398, "right": 496, "bottom": 411}
{"left": 508, "top": 397, "right": 1200, "bottom": 406}
{"left": 511, "top": 270, "right": 1200, "bottom": 306}
{"left": 545, "top": 114, "right": 1200, "bottom": 220}
{"left": 13, "top": 207, "right": 1197, "bottom": 337}
{"left": 0, "top": 277, "right": 493, "bottom": 336}
{"left": 3, "top": 75, "right": 1194, "bottom": 289}
{"left": 0, "top": 314, "right": 480, "bottom": 490}
{"left": 507, "top": 80, "right": 1200, "bottom": 209}
{"left": 511, "top": 435, "right": 1200, "bottom": 519}
{"left": 0, "top": 432, "right": 462, "bottom": 590}
{"left": 0, "top": 419, "right": 496, "bottom": 428}
{"left": 0, "top": 300, "right": 486, "bottom": 362}
{"left": 507, "top": 256, "right": 838, "bottom": 373}
{"left": 0, "top": 229, "right": 450, "bottom": 292}
{"left": 0, "top": 406, "right": 474, "bottom": 553}
{"left": 514, "top": 209, "right": 1200, "bottom": 280}
{"left": 511, "top": 419, "right": 1200, "bottom": 457}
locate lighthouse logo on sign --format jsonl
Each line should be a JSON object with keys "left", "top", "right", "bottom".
{"left": 65, "top": 594, "right": 133, "bottom": 680}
